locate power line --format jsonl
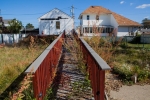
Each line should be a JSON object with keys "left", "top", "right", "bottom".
{"left": 1, "top": 8, "right": 71, "bottom": 16}
{"left": 1, "top": 12, "right": 46, "bottom": 15}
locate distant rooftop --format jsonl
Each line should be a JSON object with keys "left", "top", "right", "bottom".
{"left": 3, "top": 19, "right": 13, "bottom": 24}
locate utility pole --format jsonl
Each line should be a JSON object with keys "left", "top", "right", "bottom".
{"left": 71, "top": 5, "right": 75, "bottom": 29}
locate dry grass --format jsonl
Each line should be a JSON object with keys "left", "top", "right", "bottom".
{"left": 11, "top": 71, "right": 34, "bottom": 100}
{"left": 0, "top": 36, "right": 53, "bottom": 94}
{"left": 85, "top": 36, "right": 120, "bottom": 68}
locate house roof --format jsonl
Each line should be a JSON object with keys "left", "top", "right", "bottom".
{"left": 80, "top": 6, "right": 141, "bottom": 26}
{"left": 39, "top": 8, "right": 72, "bottom": 20}
{"left": 3, "top": 19, "right": 12, "bottom": 24}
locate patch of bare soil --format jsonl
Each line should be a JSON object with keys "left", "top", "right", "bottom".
{"left": 105, "top": 72, "right": 123, "bottom": 99}
{"left": 105, "top": 72, "right": 150, "bottom": 100}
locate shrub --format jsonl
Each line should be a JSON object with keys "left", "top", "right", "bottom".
{"left": 129, "top": 35, "right": 141, "bottom": 44}
{"left": 113, "top": 65, "right": 150, "bottom": 83}
{"left": 113, "top": 66, "right": 132, "bottom": 81}
{"left": 138, "top": 70, "right": 149, "bottom": 82}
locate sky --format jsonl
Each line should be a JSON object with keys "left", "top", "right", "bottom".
{"left": 0, "top": 0, "right": 150, "bottom": 28}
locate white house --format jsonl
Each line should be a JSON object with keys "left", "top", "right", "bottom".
{"left": 79, "top": 6, "right": 141, "bottom": 37}
{"left": 38, "top": 8, "right": 74, "bottom": 35}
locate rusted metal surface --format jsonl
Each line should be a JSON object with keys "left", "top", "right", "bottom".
{"left": 25, "top": 32, "right": 65, "bottom": 100}
{"left": 73, "top": 32, "right": 111, "bottom": 100}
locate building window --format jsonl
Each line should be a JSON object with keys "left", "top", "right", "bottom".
{"left": 96, "top": 15, "right": 99, "bottom": 20}
{"left": 103, "top": 28, "right": 106, "bottom": 33}
{"left": 110, "top": 28, "right": 113, "bottom": 33}
{"left": 83, "top": 28, "right": 84, "bottom": 33}
{"left": 90, "top": 27, "right": 92, "bottom": 33}
{"left": 87, "top": 15, "right": 89, "bottom": 20}
{"left": 56, "top": 21, "right": 60, "bottom": 29}
{"left": 93, "top": 27, "right": 96, "bottom": 33}
{"left": 106, "top": 28, "right": 109, "bottom": 33}
{"left": 98, "top": 27, "right": 100, "bottom": 33}
{"left": 85, "top": 27, "right": 89, "bottom": 33}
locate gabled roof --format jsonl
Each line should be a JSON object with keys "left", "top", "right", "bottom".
{"left": 39, "top": 8, "right": 72, "bottom": 20}
{"left": 80, "top": 6, "right": 141, "bottom": 26}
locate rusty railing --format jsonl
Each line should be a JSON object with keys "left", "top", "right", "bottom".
{"left": 73, "top": 32, "right": 111, "bottom": 100}
{"left": 25, "top": 32, "right": 65, "bottom": 100}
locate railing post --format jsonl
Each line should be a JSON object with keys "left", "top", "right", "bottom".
{"left": 99, "top": 70, "right": 105, "bottom": 100}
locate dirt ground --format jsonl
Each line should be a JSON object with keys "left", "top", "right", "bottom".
{"left": 105, "top": 72, "right": 150, "bottom": 100}
{"left": 110, "top": 85, "right": 150, "bottom": 100}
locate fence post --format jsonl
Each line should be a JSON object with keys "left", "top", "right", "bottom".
{"left": 1, "top": 34, "right": 3, "bottom": 43}
{"left": 99, "top": 70, "right": 105, "bottom": 100}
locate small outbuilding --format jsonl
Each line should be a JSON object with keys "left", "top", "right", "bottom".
{"left": 38, "top": 8, "right": 74, "bottom": 35}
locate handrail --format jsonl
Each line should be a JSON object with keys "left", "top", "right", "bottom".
{"left": 80, "top": 38, "right": 111, "bottom": 70}
{"left": 73, "top": 31, "right": 111, "bottom": 100}
{"left": 25, "top": 33, "right": 64, "bottom": 73}
{"left": 25, "top": 31, "right": 65, "bottom": 100}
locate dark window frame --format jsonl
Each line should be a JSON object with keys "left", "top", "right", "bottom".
{"left": 56, "top": 21, "right": 60, "bottom": 29}
{"left": 85, "top": 27, "right": 89, "bottom": 33}
{"left": 96, "top": 15, "right": 99, "bottom": 20}
{"left": 87, "top": 15, "right": 89, "bottom": 20}
{"left": 90, "top": 27, "right": 92, "bottom": 33}
{"left": 83, "top": 28, "right": 84, "bottom": 33}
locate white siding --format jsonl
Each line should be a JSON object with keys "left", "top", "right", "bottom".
{"left": 118, "top": 27, "right": 128, "bottom": 32}
{"left": 110, "top": 14, "right": 118, "bottom": 28}
{"left": 39, "top": 8, "right": 73, "bottom": 35}
{"left": 118, "top": 27, "right": 129, "bottom": 36}
{"left": 99, "top": 14, "right": 111, "bottom": 26}
{"left": 118, "top": 26, "right": 139, "bottom": 36}
{"left": 81, "top": 14, "right": 119, "bottom": 36}
{"left": 82, "top": 14, "right": 100, "bottom": 26}
{"left": 4, "top": 24, "right": 9, "bottom": 26}
{"left": 82, "top": 14, "right": 113, "bottom": 26}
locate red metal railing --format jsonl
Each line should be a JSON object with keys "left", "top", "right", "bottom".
{"left": 25, "top": 31, "right": 65, "bottom": 100}
{"left": 73, "top": 31, "right": 111, "bottom": 100}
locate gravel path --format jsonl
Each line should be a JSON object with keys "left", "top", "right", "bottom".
{"left": 55, "top": 35, "right": 94, "bottom": 100}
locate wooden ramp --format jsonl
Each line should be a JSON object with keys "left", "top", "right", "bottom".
{"left": 54, "top": 35, "right": 94, "bottom": 100}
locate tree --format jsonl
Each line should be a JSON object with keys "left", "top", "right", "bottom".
{"left": 25, "top": 23, "right": 34, "bottom": 29}
{"left": 142, "top": 18, "right": 150, "bottom": 28}
{"left": 8, "top": 19, "right": 22, "bottom": 33}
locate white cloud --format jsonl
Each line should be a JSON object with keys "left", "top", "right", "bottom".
{"left": 130, "top": 3, "right": 133, "bottom": 6}
{"left": 144, "top": 16, "right": 149, "bottom": 18}
{"left": 120, "top": 1, "right": 124, "bottom": 4}
{"left": 136, "top": 4, "right": 150, "bottom": 9}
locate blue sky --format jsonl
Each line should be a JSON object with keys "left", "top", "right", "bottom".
{"left": 0, "top": 0, "right": 150, "bottom": 28}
